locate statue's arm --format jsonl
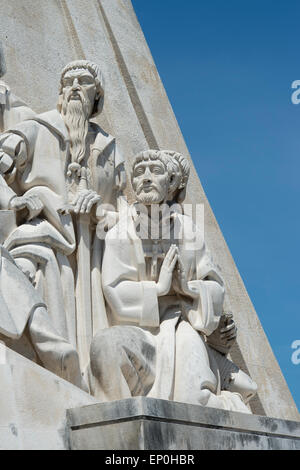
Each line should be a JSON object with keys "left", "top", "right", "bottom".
{"left": 174, "top": 220, "right": 225, "bottom": 336}
{"left": 0, "top": 132, "right": 27, "bottom": 208}
{"left": 102, "top": 241, "right": 178, "bottom": 327}
{"left": 104, "top": 278, "right": 160, "bottom": 327}
{"left": 0, "top": 123, "right": 42, "bottom": 218}
{"left": 184, "top": 277, "right": 225, "bottom": 336}
{"left": 102, "top": 231, "right": 161, "bottom": 327}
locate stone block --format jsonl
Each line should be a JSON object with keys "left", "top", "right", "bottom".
{"left": 67, "top": 397, "right": 300, "bottom": 450}
{"left": 0, "top": 344, "right": 98, "bottom": 450}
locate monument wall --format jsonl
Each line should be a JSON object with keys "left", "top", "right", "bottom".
{"left": 0, "top": 0, "right": 298, "bottom": 420}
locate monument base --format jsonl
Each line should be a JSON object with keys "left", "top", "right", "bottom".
{"left": 67, "top": 397, "right": 300, "bottom": 450}
{"left": 0, "top": 344, "right": 98, "bottom": 450}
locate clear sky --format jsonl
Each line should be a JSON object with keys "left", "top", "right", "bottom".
{"left": 132, "top": 0, "right": 300, "bottom": 411}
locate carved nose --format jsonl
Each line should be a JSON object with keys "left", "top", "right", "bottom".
{"left": 71, "top": 79, "right": 80, "bottom": 90}
{"left": 143, "top": 168, "right": 152, "bottom": 182}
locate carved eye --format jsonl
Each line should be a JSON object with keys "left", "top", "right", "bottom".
{"left": 79, "top": 76, "right": 95, "bottom": 86}
{"left": 63, "top": 78, "right": 73, "bottom": 87}
{"left": 134, "top": 167, "right": 144, "bottom": 176}
{"left": 152, "top": 166, "right": 163, "bottom": 174}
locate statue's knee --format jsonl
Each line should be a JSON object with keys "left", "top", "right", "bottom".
{"left": 61, "top": 347, "right": 79, "bottom": 373}
{"left": 90, "top": 327, "right": 122, "bottom": 373}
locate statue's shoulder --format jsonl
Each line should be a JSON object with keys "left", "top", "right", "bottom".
{"left": 29, "top": 109, "right": 68, "bottom": 140}
{"left": 30, "top": 108, "right": 60, "bottom": 125}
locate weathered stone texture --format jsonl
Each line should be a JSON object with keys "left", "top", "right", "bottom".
{"left": 67, "top": 397, "right": 300, "bottom": 450}
{"left": 0, "top": 345, "right": 98, "bottom": 450}
{"left": 0, "top": 0, "right": 298, "bottom": 420}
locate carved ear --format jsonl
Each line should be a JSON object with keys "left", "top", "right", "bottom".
{"left": 168, "top": 172, "right": 178, "bottom": 197}
{"left": 176, "top": 186, "right": 187, "bottom": 204}
{"left": 168, "top": 172, "right": 188, "bottom": 203}
{"left": 91, "top": 92, "right": 104, "bottom": 117}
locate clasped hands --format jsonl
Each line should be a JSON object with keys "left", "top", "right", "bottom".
{"left": 156, "top": 244, "right": 198, "bottom": 299}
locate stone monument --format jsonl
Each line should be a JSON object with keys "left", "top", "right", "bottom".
{"left": 0, "top": 0, "right": 299, "bottom": 450}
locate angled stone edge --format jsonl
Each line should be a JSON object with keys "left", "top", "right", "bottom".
{"left": 67, "top": 397, "right": 300, "bottom": 450}
{"left": 0, "top": 345, "right": 98, "bottom": 450}
{"left": 67, "top": 397, "right": 300, "bottom": 437}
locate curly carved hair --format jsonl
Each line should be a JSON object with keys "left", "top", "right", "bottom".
{"left": 132, "top": 149, "right": 190, "bottom": 203}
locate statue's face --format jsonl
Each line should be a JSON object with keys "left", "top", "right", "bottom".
{"left": 132, "top": 159, "right": 169, "bottom": 205}
{"left": 61, "top": 68, "right": 97, "bottom": 116}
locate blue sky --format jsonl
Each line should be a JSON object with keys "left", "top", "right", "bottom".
{"left": 132, "top": 0, "right": 300, "bottom": 411}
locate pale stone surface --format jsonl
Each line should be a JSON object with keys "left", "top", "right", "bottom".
{"left": 0, "top": 44, "right": 34, "bottom": 132}
{"left": 89, "top": 150, "right": 257, "bottom": 414}
{"left": 0, "top": 80, "right": 34, "bottom": 133}
{"left": 0, "top": 30, "right": 255, "bottom": 421}
{"left": 0, "top": 210, "right": 15, "bottom": 244}
{"left": 67, "top": 397, "right": 300, "bottom": 450}
{"left": 0, "top": 244, "right": 87, "bottom": 390}
{"left": 0, "top": 345, "right": 98, "bottom": 450}
{"left": 97, "top": 0, "right": 300, "bottom": 421}
{"left": 0, "top": 0, "right": 298, "bottom": 422}
{"left": 0, "top": 60, "right": 125, "bottom": 372}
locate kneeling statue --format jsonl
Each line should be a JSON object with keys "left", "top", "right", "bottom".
{"left": 88, "top": 150, "right": 257, "bottom": 413}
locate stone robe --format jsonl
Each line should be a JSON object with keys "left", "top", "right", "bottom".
{"left": 0, "top": 109, "right": 125, "bottom": 355}
{"left": 0, "top": 245, "right": 86, "bottom": 389}
{"left": 89, "top": 204, "right": 251, "bottom": 413}
{"left": 0, "top": 245, "right": 45, "bottom": 339}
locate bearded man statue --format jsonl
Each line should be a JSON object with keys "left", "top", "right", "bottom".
{"left": 88, "top": 150, "right": 257, "bottom": 413}
{"left": 0, "top": 60, "right": 125, "bottom": 370}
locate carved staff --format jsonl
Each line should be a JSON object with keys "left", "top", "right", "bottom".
{"left": 75, "top": 167, "right": 93, "bottom": 371}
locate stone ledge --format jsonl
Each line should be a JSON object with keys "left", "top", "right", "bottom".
{"left": 0, "top": 345, "right": 98, "bottom": 450}
{"left": 67, "top": 397, "right": 300, "bottom": 450}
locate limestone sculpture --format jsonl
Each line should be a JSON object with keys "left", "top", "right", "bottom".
{"left": 0, "top": 48, "right": 257, "bottom": 414}
{"left": 0, "top": 59, "right": 125, "bottom": 370}
{"left": 0, "top": 245, "right": 86, "bottom": 390}
{"left": 88, "top": 150, "right": 257, "bottom": 413}
{"left": 0, "top": 44, "right": 87, "bottom": 391}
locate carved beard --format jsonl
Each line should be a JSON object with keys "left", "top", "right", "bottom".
{"left": 61, "top": 93, "right": 91, "bottom": 166}
{"left": 136, "top": 189, "right": 165, "bottom": 205}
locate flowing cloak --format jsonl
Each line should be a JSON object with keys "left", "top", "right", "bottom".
{"left": 0, "top": 245, "right": 45, "bottom": 339}
{"left": 0, "top": 109, "right": 125, "bottom": 347}
{"left": 100, "top": 204, "right": 226, "bottom": 401}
